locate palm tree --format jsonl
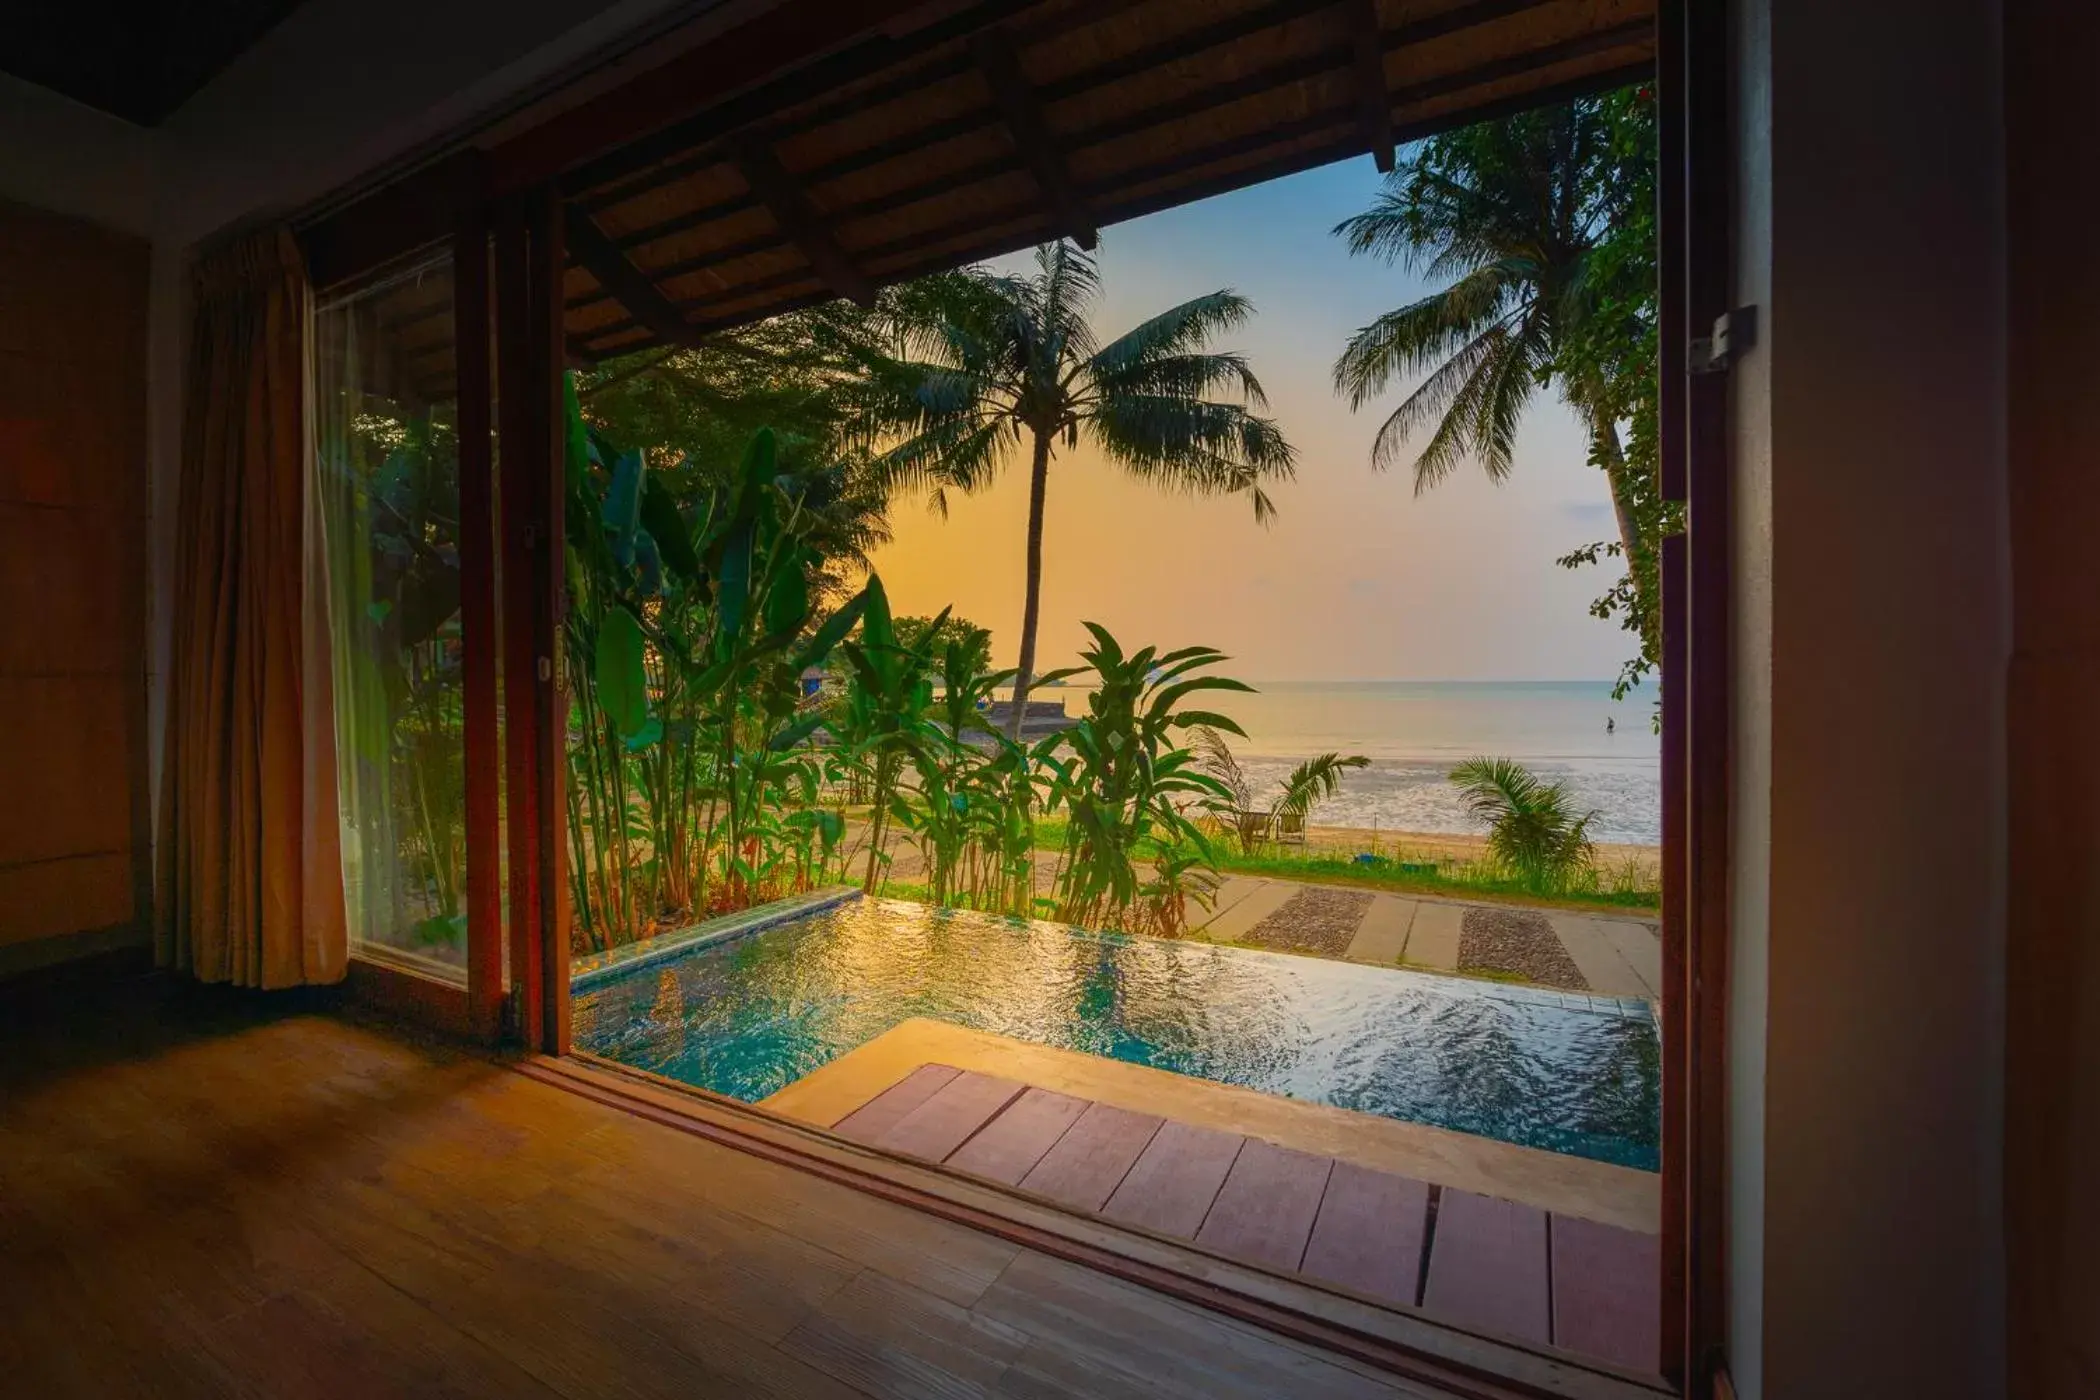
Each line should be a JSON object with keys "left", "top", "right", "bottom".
{"left": 1275, "top": 751, "right": 1372, "bottom": 826}
{"left": 1331, "top": 97, "right": 1653, "bottom": 631}
{"left": 860, "top": 241, "right": 1295, "bottom": 735}
{"left": 1193, "top": 726, "right": 1367, "bottom": 853}
{"left": 1448, "top": 755, "right": 1598, "bottom": 892}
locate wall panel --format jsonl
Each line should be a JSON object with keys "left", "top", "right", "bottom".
{"left": 0, "top": 199, "right": 150, "bottom": 975}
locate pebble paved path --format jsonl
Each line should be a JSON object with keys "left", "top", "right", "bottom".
{"left": 1192, "top": 877, "right": 1662, "bottom": 999}
{"left": 860, "top": 826, "right": 1663, "bottom": 999}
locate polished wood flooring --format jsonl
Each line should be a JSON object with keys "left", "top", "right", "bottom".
{"left": 0, "top": 970, "right": 1455, "bottom": 1399}
{"left": 831, "top": 1065, "right": 1660, "bottom": 1372}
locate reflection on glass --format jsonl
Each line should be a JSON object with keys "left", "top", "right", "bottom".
{"left": 313, "top": 257, "right": 467, "bottom": 975}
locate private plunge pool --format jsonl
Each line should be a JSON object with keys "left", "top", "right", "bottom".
{"left": 572, "top": 894, "right": 1661, "bottom": 1170}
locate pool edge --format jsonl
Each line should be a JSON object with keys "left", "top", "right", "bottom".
{"left": 569, "top": 885, "right": 863, "bottom": 991}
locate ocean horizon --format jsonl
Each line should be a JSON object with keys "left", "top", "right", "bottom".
{"left": 1004, "top": 678, "right": 1662, "bottom": 846}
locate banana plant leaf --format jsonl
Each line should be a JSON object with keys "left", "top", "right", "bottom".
{"left": 792, "top": 587, "right": 869, "bottom": 672}
{"left": 594, "top": 606, "right": 650, "bottom": 738}
{"left": 763, "top": 546, "right": 811, "bottom": 640}
{"left": 603, "top": 449, "right": 645, "bottom": 567}
{"left": 562, "top": 373, "right": 591, "bottom": 493}
{"left": 639, "top": 474, "right": 699, "bottom": 583}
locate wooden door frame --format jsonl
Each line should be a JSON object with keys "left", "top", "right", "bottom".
{"left": 491, "top": 187, "right": 574, "bottom": 1055}
{"left": 453, "top": 192, "right": 506, "bottom": 1043}
{"left": 301, "top": 2, "right": 1740, "bottom": 1381}
{"left": 1656, "top": 0, "right": 1734, "bottom": 1392}
{"left": 303, "top": 157, "right": 510, "bottom": 1046}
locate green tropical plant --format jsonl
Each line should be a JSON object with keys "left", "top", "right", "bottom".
{"left": 1192, "top": 728, "right": 1368, "bottom": 854}
{"left": 1189, "top": 725, "right": 1262, "bottom": 854}
{"left": 560, "top": 377, "right": 870, "bottom": 948}
{"left": 1332, "top": 89, "right": 1671, "bottom": 696}
{"left": 1275, "top": 752, "right": 1372, "bottom": 823}
{"left": 832, "top": 578, "right": 942, "bottom": 892}
{"left": 894, "top": 623, "right": 1034, "bottom": 911}
{"left": 858, "top": 240, "right": 1295, "bottom": 735}
{"left": 1447, "top": 755, "right": 1598, "bottom": 892}
{"left": 1038, "top": 624, "right": 1247, "bottom": 935}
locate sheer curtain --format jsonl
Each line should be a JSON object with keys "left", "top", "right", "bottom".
{"left": 310, "top": 256, "right": 469, "bottom": 977}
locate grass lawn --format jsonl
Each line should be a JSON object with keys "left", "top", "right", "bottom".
{"left": 1206, "top": 848, "right": 1659, "bottom": 914}
{"left": 860, "top": 813, "right": 1658, "bottom": 921}
{"left": 1023, "top": 813, "right": 1656, "bottom": 914}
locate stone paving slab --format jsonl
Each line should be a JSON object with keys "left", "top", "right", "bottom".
{"left": 1544, "top": 915, "right": 1660, "bottom": 998}
{"left": 1198, "top": 879, "right": 1297, "bottom": 940}
{"left": 1602, "top": 920, "right": 1661, "bottom": 994}
{"left": 1199, "top": 876, "right": 1269, "bottom": 926}
{"left": 1344, "top": 896, "right": 1418, "bottom": 965}
{"left": 1402, "top": 902, "right": 1463, "bottom": 970}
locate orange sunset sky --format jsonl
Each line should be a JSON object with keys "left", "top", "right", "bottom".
{"left": 863, "top": 154, "right": 1629, "bottom": 684}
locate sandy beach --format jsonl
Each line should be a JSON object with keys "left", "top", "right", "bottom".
{"left": 1295, "top": 824, "right": 1663, "bottom": 882}
{"left": 857, "top": 816, "right": 1662, "bottom": 889}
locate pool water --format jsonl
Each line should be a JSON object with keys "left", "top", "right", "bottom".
{"left": 573, "top": 897, "right": 1661, "bottom": 1170}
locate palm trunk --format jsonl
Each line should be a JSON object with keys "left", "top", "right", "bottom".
{"left": 1006, "top": 427, "right": 1053, "bottom": 740}
{"left": 1584, "top": 405, "right": 1656, "bottom": 653}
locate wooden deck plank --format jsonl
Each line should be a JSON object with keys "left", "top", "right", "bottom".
{"left": 1549, "top": 1215, "right": 1661, "bottom": 1373}
{"left": 764, "top": 1019, "right": 1662, "bottom": 1236}
{"left": 978, "top": 1251, "right": 1406, "bottom": 1400}
{"left": 945, "top": 1086, "right": 1089, "bottom": 1185}
{"left": 1193, "top": 1138, "right": 1334, "bottom": 1273}
{"left": 779, "top": 1266, "right": 1030, "bottom": 1398}
{"left": 1422, "top": 1190, "right": 1551, "bottom": 1345}
{"left": 831, "top": 1063, "right": 962, "bottom": 1141}
{"left": 0, "top": 980, "right": 1455, "bottom": 1400}
{"left": 874, "top": 1069, "right": 1027, "bottom": 1162}
{"left": 1017, "top": 1102, "right": 1162, "bottom": 1211}
{"left": 1100, "top": 1120, "right": 1244, "bottom": 1239}
{"left": 1299, "top": 1162, "right": 1432, "bottom": 1308}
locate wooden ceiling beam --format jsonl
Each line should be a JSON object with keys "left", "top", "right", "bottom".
{"left": 971, "top": 29, "right": 1098, "bottom": 250}
{"left": 566, "top": 15, "right": 1651, "bottom": 335}
{"left": 731, "top": 137, "right": 877, "bottom": 305}
{"left": 1349, "top": 0, "right": 1397, "bottom": 173}
{"left": 563, "top": 204, "right": 708, "bottom": 348}
{"left": 570, "top": 0, "right": 1344, "bottom": 216}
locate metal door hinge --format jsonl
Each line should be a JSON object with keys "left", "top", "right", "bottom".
{"left": 1690, "top": 306, "right": 1757, "bottom": 374}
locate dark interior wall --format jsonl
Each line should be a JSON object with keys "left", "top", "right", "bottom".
{"left": 2004, "top": 1, "right": 2100, "bottom": 1392}
{"left": 0, "top": 199, "right": 151, "bottom": 975}
{"left": 1729, "top": 0, "right": 2009, "bottom": 1395}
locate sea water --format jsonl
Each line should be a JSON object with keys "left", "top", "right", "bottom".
{"left": 1014, "top": 678, "right": 1661, "bottom": 845}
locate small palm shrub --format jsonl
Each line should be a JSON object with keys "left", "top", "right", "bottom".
{"left": 1276, "top": 752, "right": 1372, "bottom": 827}
{"left": 1448, "top": 756, "right": 1599, "bottom": 893}
{"left": 1193, "top": 728, "right": 1367, "bottom": 854}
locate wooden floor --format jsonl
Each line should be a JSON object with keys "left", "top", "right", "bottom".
{"left": 829, "top": 1065, "right": 1660, "bottom": 1373}
{"left": 0, "top": 969, "right": 1469, "bottom": 1399}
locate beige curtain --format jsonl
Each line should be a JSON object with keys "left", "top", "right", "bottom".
{"left": 157, "top": 228, "right": 347, "bottom": 988}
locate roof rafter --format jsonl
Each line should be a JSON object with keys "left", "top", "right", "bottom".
{"left": 563, "top": 204, "right": 708, "bottom": 348}
{"left": 731, "top": 137, "right": 877, "bottom": 306}
{"left": 566, "top": 22, "right": 1650, "bottom": 335}
{"left": 970, "top": 28, "right": 1098, "bottom": 250}
{"left": 1349, "top": 0, "right": 1396, "bottom": 173}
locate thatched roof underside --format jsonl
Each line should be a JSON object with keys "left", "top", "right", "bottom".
{"left": 558, "top": 0, "right": 1655, "bottom": 360}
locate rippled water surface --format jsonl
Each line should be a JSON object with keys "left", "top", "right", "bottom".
{"left": 574, "top": 898, "right": 1661, "bottom": 1170}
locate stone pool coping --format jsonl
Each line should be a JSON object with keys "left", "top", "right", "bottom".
{"left": 762, "top": 1017, "right": 1660, "bottom": 1234}
{"left": 570, "top": 885, "right": 862, "bottom": 991}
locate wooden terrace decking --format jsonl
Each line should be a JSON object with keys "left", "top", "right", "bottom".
{"left": 5, "top": 975, "right": 1520, "bottom": 1400}
{"left": 822, "top": 1062, "right": 1661, "bottom": 1375}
